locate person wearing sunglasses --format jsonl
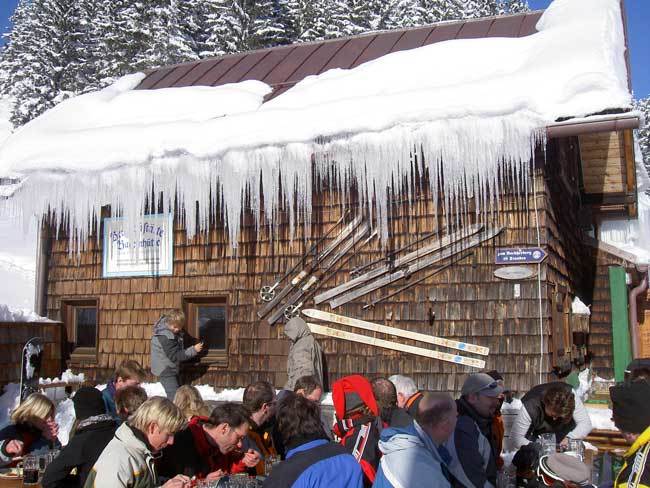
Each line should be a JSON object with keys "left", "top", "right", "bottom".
{"left": 445, "top": 373, "right": 504, "bottom": 488}
{"left": 610, "top": 379, "right": 650, "bottom": 488}
{"left": 510, "top": 382, "right": 592, "bottom": 452}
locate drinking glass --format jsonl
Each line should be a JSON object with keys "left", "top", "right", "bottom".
{"left": 539, "top": 433, "right": 557, "bottom": 455}
{"left": 264, "top": 455, "right": 279, "bottom": 475}
{"left": 565, "top": 439, "right": 585, "bottom": 461}
{"left": 22, "top": 455, "right": 40, "bottom": 485}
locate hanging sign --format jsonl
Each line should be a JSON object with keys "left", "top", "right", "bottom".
{"left": 495, "top": 247, "right": 547, "bottom": 265}
{"left": 494, "top": 265, "right": 537, "bottom": 280}
{"left": 102, "top": 214, "right": 174, "bottom": 278}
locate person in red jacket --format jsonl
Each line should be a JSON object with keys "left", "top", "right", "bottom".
{"left": 332, "top": 375, "right": 382, "bottom": 487}
{"left": 158, "top": 402, "right": 259, "bottom": 481}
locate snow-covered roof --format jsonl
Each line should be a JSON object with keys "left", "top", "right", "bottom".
{"left": 0, "top": 0, "right": 633, "bottom": 247}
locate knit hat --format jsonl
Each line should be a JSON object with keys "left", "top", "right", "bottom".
{"left": 537, "top": 454, "right": 590, "bottom": 486}
{"left": 461, "top": 373, "right": 504, "bottom": 397}
{"left": 610, "top": 379, "right": 650, "bottom": 434}
{"left": 73, "top": 386, "right": 106, "bottom": 421}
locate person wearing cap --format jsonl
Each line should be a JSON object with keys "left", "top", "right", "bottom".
{"left": 42, "top": 386, "right": 117, "bottom": 488}
{"left": 611, "top": 379, "right": 650, "bottom": 488}
{"left": 445, "top": 372, "right": 504, "bottom": 488}
{"left": 284, "top": 317, "right": 324, "bottom": 391}
{"left": 373, "top": 392, "right": 457, "bottom": 488}
{"left": 510, "top": 382, "right": 592, "bottom": 451}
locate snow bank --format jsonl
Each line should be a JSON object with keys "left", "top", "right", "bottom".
{"left": 0, "top": 304, "right": 51, "bottom": 322}
{"left": 572, "top": 297, "right": 591, "bottom": 316}
{"left": 587, "top": 406, "right": 617, "bottom": 431}
{"left": 0, "top": 0, "right": 632, "bottom": 248}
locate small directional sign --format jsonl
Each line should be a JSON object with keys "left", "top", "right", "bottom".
{"left": 495, "top": 247, "right": 547, "bottom": 265}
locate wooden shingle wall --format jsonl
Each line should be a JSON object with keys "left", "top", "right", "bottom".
{"left": 44, "top": 138, "right": 591, "bottom": 394}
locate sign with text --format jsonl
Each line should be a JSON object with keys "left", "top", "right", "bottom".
{"left": 495, "top": 247, "right": 547, "bottom": 265}
{"left": 102, "top": 214, "right": 174, "bottom": 278}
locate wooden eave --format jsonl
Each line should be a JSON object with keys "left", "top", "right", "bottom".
{"left": 578, "top": 128, "right": 637, "bottom": 219}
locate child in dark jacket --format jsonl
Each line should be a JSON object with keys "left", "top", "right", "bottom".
{"left": 0, "top": 393, "right": 60, "bottom": 467}
{"left": 150, "top": 310, "right": 203, "bottom": 399}
{"left": 101, "top": 360, "right": 146, "bottom": 421}
{"left": 42, "top": 387, "right": 117, "bottom": 488}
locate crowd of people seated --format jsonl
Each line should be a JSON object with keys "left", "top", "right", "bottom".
{"left": 5, "top": 345, "right": 650, "bottom": 488}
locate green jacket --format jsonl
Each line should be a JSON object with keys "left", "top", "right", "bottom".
{"left": 84, "top": 423, "right": 158, "bottom": 488}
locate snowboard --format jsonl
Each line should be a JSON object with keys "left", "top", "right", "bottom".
{"left": 19, "top": 337, "right": 44, "bottom": 402}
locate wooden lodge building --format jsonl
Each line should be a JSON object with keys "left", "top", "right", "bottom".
{"left": 26, "top": 5, "right": 649, "bottom": 394}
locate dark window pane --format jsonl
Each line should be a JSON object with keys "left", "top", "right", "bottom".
{"left": 76, "top": 308, "right": 97, "bottom": 348}
{"left": 197, "top": 306, "right": 226, "bottom": 350}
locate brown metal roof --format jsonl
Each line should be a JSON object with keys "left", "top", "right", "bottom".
{"left": 137, "top": 11, "right": 543, "bottom": 96}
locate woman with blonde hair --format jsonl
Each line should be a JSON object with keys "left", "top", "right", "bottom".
{"left": 84, "top": 397, "right": 190, "bottom": 488}
{"left": 173, "top": 385, "right": 210, "bottom": 420}
{"left": 0, "top": 393, "right": 60, "bottom": 467}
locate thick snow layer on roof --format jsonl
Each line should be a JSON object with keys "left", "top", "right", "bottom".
{"left": 0, "top": 304, "right": 51, "bottom": 322}
{"left": 0, "top": 0, "right": 632, "bottom": 247}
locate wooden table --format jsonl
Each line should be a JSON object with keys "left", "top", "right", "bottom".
{"left": 0, "top": 477, "right": 41, "bottom": 487}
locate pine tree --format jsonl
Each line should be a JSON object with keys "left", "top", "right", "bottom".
{"left": 1, "top": 0, "right": 87, "bottom": 126}
{"left": 92, "top": 0, "right": 196, "bottom": 86}
{"left": 636, "top": 96, "right": 650, "bottom": 183}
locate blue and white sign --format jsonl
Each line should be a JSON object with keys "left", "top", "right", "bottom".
{"left": 495, "top": 247, "right": 547, "bottom": 265}
{"left": 102, "top": 214, "right": 174, "bottom": 278}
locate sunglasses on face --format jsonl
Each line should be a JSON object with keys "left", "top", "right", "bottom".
{"left": 479, "top": 381, "right": 500, "bottom": 392}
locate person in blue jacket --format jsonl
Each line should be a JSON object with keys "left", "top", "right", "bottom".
{"left": 373, "top": 392, "right": 457, "bottom": 488}
{"left": 262, "top": 392, "right": 363, "bottom": 488}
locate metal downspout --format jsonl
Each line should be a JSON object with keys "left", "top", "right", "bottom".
{"left": 629, "top": 268, "right": 649, "bottom": 359}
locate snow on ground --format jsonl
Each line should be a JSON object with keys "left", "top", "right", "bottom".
{"left": 587, "top": 406, "right": 617, "bottom": 431}
{"left": 0, "top": 0, "right": 632, "bottom": 248}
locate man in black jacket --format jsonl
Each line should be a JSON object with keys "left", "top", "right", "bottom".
{"left": 446, "top": 373, "right": 503, "bottom": 488}
{"left": 42, "top": 387, "right": 117, "bottom": 488}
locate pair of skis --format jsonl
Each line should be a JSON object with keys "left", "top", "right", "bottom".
{"left": 258, "top": 214, "right": 377, "bottom": 325}
{"left": 303, "top": 309, "right": 487, "bottom": 369}
{"left": 316, "top": 225, "right": 502, "bottom": 309}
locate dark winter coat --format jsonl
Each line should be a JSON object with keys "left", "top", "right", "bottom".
{"left": 101, "top": 381, "right": 118, "bottom": 420}
{"left": 445, "top": 397, "right": 499, "bottom": 488}
{"left": 386, "top": 407, "right": 413, "bottom": 428}
{"left": 521, "top": 382, "right": 576, "bottom": 443}
{"left": 284, "top": 317, "right": 323, "bottom": 390}
{"left": 158, "top": 416, "right": 247, "bottom": 479}
{"left": 262, "top": 438, "right": 363, "bottom": 488}
{"left": 41, "top": 415, "right": 117, "bottom": 488}
{"left": 0, "top": 422, "right": 61, "bottom": 467}
{"left": 150, "top": 317, "right": 198, "bottom": 377}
